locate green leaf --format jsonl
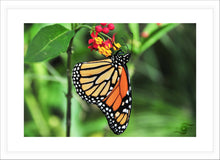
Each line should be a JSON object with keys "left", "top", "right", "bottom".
{"left": 140, "top": 23, "right": 179, "bottom": 53}
{"left": 24, "top": 24, "right": 75, "bottom": 62}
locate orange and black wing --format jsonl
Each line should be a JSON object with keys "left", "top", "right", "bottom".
{"left": 72, "top": 58, "right": 121, "bottom": 104}
{"left": 98, "top": 66, "right": 132, "bottom": 134}
{"left": 72, "top": 59, "right": 132, "bottom": 135}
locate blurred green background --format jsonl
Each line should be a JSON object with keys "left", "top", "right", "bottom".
{"left": 24, "top": 23, "right": 196, "bottom": 137}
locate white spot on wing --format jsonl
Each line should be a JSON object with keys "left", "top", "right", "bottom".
{"left": 123, "top": 109, "right": 128, "bottom": 113}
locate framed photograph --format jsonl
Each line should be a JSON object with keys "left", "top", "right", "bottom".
{"left": 1, "top": 0, "right": 219, "bottom": 159}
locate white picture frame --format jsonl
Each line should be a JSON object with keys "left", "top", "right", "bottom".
{"left": 0, "top": 0, "right": 219, "bottom": 159}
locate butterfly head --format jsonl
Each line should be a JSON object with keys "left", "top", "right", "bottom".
{"left": 111, "top": 50, "right": 131, "bottom": 65}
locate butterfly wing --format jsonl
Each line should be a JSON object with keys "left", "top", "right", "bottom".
{"left": 72, "top": 58, "right": 121, "bottom": 104}
{"left": 72, "top": 58, "right": 132, "bottom": 135}
{"left": 99, "top": 66, "right": 132, "bottom": 134}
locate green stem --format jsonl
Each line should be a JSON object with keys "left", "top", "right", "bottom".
{"left": 66, "top": 23, "right": 74, "bottom": 137}
{"left": 99, "top": 32, "right": 112, "bottom": 40}
{"left": 99, "top": 34, "right": 106, "bottom": 41}
{"left": 76, "top": 24, "right": 92, "bottom": 30}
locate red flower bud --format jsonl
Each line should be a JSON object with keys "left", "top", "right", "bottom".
{"left": 157, "top": 23, "right": 162, "bottom": 26}
{"left": 95, "top": 25, "right": 103, "bottom": 33}
{"left": 141, "top": 31, "right": 149, "bottom": 38}
{"left": 107, "top": 23, "right": 115, "bottom": 30}
{"left": 102, "top": 27, "right": 109, "bottom": 34}
{"left": 88, "top": 39, "right": 94, "bottom": 44}
{"left": 100, "top": 23, "right": 107, "bottom": 26}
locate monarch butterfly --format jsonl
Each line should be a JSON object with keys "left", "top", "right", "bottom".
{"left": 72, "top": 50, "right": 132, "bottom": 135}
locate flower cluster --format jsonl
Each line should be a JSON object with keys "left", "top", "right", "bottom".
{"left": 88, "top": 23, "right": 121, "bottom": 57}
{"left": 95, "top": 23, "right": 115, "bottom": 34}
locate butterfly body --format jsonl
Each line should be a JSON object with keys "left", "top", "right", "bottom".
{"left": 72, "top": 51, "right": 132, "bottom": 135}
